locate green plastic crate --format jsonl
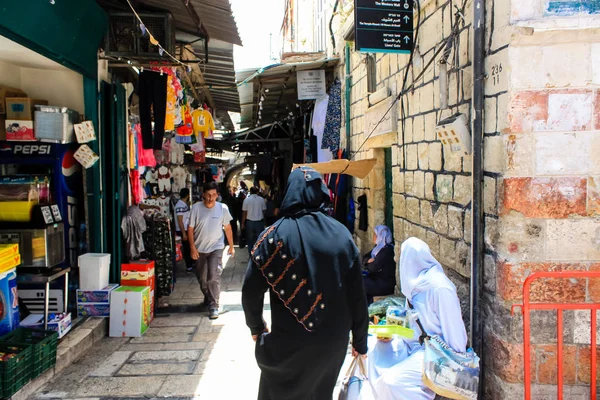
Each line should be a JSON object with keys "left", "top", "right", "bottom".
{"left": 1, "top": 328, "right": 58, "bottom": 379}
{"left": 0, "top": 342, "right": 32, "bottom": 399}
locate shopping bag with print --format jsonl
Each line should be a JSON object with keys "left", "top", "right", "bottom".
{"left": 421, "top": 335, "right": 480, "bottom": 400}
{"left": 338, "top": 356, "right": 368, "bottom": 400}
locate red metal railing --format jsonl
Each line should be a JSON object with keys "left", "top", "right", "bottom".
{"left": 511, "top": 271, "right": 600, "bottom": 400}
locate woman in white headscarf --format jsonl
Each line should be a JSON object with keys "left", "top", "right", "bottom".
{"left": 362, "top": 225, "right": 396, "bottom": 304}
{"left": 360, "top": 237, "right": 468, "bottom": 400}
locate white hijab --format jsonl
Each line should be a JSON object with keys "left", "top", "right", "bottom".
{"left": 399, "top": 237, "right": 457, "bottom": 302}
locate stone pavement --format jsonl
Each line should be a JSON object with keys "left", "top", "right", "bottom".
{"left": 31, "top": 249, "right": 353, "bottom": 399}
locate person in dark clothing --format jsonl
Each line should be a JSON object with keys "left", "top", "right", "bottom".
{"left": 242, "top": 167, "right": 369, "bottom": 400}
{"left": 362, "top": 225, "right": 397, "bottom": 304}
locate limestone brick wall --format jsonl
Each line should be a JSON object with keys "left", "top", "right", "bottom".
{"left": 483, "top": 1, "right": 600, "bottom": 398}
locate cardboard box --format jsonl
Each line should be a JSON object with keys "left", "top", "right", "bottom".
{"left": 121, "top": 261, "right": 155, "bottom": 321}
{"left": 0, "top": 254, "right": 20, "bottom": 274}
{"left": 0, "top": 86, "right": 27, "bottom": 115}
{"left": 5, "top": 120, "right": 34, "bottom": 141}
{"left": 77, "top": 283, "right": 119, "bottom": 303}
{"left": 110, "top": 286, "right": 150, "bottom": 337}
{"left": 6, "top": 98, "right": 48, "bottom": 120}
{"left": 21, "top": 313, "right": 72, "bottom": 339}
{"left": 77, "top": 303, "right": 110, "bottom": 317}
{"left": 0, "top": 244, "right": 18, "bottom": 260}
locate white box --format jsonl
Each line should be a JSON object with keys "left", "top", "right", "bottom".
{"left": 78, "top": 253, "right": 110, "bottom": 290}
{"left": 109, "top": 286, "right": 150, "bottom": 338}
{"left": 21, "top": 313, "right": 72, "bottom": 339}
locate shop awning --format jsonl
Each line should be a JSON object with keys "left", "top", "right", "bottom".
{"left": 0, "top": 0, "right": 108, "bottom": 78}
{"left": 293, "top": 159, "right": 378, "bottom": 180}
{"left": 237, "top": 58, "right": 340, "bottom": 129}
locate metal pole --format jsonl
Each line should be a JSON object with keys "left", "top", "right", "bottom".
{"left": 44, "top": 281, "right": 50, "bottom": 331}
{"left": 470, "top": 0, "right": 486, "bottom": 356}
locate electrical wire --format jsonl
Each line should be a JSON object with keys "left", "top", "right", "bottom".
{"left": 351, "top": 0, "right": 469, "bottom": 160}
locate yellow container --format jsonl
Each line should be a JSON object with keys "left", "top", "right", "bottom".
{"left": 0, "top": 201, "right": 34, "bottom": 222}
{"left": 368, "top": 324, "right": 415, "bottom": 339}
{"left": 0, "top": 254, "right": 20, "bottom": 273}
{"left": 0, "top": 244, "right": 18, "bottom": 260}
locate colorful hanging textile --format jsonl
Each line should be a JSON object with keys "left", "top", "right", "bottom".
{"left": 322, "top": 79, "right": 342, "bottom": 153}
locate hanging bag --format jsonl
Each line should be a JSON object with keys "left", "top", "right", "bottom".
{"left": 338, "top": 356, "right": 369, "bottom": 400}
{"left": 408, "top": 301, "right": 480, "bottom": 400}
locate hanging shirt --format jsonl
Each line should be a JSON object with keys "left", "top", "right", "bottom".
{"left": 313, "top": 95, "right": 333, "bottom": 163}
{"left": 170, "top": 137, "right": 185, "bottom": 165}
{"left": 171, "top": 166, "right": 187, "bottom": 194}
{"left": 157, "top": 166, "right": 171, "bottom": 193}
{"left": 192, "top": 109, "right": 216, "bottom": 138}
{"left": 164, "top": 75, "right": 177, "bottom": 131}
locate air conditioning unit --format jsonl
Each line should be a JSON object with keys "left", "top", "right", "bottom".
{"left": 105, "top": 12, "right": 175, "bottom": 58}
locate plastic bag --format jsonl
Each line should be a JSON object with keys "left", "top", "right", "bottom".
{"left": 338, "top": 356, "right": 368, "bottom": 400}
{"left": 422, "top": 335, "right": 480, "bottom": 400}
{"left": 367, "top": 296, "right": 405, "bottom": 318}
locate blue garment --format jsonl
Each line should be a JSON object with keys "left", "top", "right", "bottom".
{"left": 322, "top": 79, "right": 342, "bottom": 153}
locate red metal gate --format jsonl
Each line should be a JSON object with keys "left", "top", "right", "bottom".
{"left": 512, "top": 271, "right": 600, "bottom": 400}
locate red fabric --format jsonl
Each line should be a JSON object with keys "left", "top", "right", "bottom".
{"left": 136, "top": 125, "right": 156, "bottom": 167}
{"left": 130, "top": 170, "right": 144, "bottom": 205}
{"left": 194, "top": 151, "right": 206, "bottom": 163}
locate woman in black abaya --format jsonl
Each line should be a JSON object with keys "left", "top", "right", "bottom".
{"left": 242, "top": 166, "right": 369, "bottom": 400}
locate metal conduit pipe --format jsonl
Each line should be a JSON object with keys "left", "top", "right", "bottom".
{"left": 471, "top": 0, "right": 486, "bottom": 363}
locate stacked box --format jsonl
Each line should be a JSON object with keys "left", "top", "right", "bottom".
{"left": 109, "top": 287, "right": 150, "bottom": 338}
{"left": 121, "top": 260, "right": 155, "bottom": 321}
{"left": 76, "top": 284, "right": 119, "bottom": 317}
{"left": 21, "top": 313, "right": 72, "bottom": 339}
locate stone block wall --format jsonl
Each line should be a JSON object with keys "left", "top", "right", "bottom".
{"left": 333, "top": 0, "right": 600, "bottom": 397}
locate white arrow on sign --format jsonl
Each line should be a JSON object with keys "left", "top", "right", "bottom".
{"left": 403, "top": 15, "right": 410, "bottom": 23}
{"left": 403, "top": 36, "right": 410, "bottom": 43}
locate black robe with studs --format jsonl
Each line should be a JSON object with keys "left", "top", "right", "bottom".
{"left": 242, "top": 167, "right": 369, "bottom": 400}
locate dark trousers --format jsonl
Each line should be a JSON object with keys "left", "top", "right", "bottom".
{"left": 195, "top": 248, "right": 224, "bottom": 310}
{"left": 363, "top": 276, "right": 395, "bottom": 305}
{"left": 139, "top": 71, "right": 168, "bottom": 150}
{"left": 246, "top": 220, "right": 265, "bottom": 255}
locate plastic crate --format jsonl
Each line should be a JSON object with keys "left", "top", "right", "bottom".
{"left": 1, "top": 328, "right": 58, "bottom": 378}
{"left": 0, "top": 342, "right": 32, "bottom": 399}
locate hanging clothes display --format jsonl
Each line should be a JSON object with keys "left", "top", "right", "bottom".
{"left": 170, "top": 136, "right": 185, "bottom": 165}
{"left": 358, "top": 194, "right": 368, "bottom": 231}
{"left": 143, "top": 213, "right": 174, "bottom": 297}
{"left": 136, "top": 125, "right": 157, "bottom": 167}
{"left": 322, "top": 80, "right": 342, "bottom": 153}
{"left": 192, "top": 108, "right": 216, "bottom": 139}
{"left": 138, "top": 70, "right": 168, "bottom": 150}
{"left": 157, "top": 166, "right": 171, "bottom": 193}
{"left": 171, "top": 166, "right": 187, "bottom": 194}
{"left": 130, "top": 170, "right": 144, "bottom": 205}
{"left": 121, "top": 205, "right": 147, "bottom": 260}
{"left": 164, "top": 75, "right": 177, "bottom": 131}
{"left": 313, "top": 95, "right": 333, "bottom": 162}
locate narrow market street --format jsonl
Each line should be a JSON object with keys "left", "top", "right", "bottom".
{"left": 30, "top": 250, "right": 352, "bottom": 399}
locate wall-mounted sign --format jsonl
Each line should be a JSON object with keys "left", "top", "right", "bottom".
{"left": 365, "top": 95, "right": 398, "bottom": 137}
{"left": 297, "top": 70, "right": 327, "bottom": 100}
{"left": 355, "top": 0, "right": 414, "bottom": 54}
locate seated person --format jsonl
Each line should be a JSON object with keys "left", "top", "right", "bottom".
{"left": 362, "top": 225, "right": 396, "bottom": 304}
{"left": 360, "top": 237, "right": 468, "bottom": 400}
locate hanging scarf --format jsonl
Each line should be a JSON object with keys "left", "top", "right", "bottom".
{"left": 250, "top": 166, "right": 358, "bottom": 332}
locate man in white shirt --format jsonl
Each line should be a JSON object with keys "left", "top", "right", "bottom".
{"left": 174, "top": 188, "right": 193, "bottom": 271}
{"left": 188, "top": 182, "right": 235, "bottom": 320}
{"left": 241, "top": 187, "right": 266, "bottom": 255}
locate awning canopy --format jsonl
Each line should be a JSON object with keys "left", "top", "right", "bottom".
{"left": 293, "top": 159, "right": 378, "bottom": 180}
{"left": 0, "top": 0, "right": 108, "bottom": 78}
{"left": 236, "top": 58, "right": 340, "bottom": 129}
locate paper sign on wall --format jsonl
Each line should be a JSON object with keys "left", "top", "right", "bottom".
{"left": 74, "top": 145, "right": 99, "bottom": 169}
{"left": 297, "top": 70, "right": 326, "bottom": 100}
{"left": 74, "top": 121, "right": 96, "bottom": 143}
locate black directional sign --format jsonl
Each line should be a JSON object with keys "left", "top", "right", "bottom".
{"left": 355, "top": 0, "right": 414, "bottom": 54}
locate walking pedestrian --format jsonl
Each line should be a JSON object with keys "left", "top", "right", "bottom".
{"left": 241, "top": 186, "right": 266, "bottom": 255}
{"left": 242, "top": 167, "right": 369, "bottom": 400}
{"left": 188, "top": 182, "right": 235, "bottom": 320}
{"left": 174, "top": 188, "right": 193, "bottom": 272}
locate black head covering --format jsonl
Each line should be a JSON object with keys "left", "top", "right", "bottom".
{"left": 251, "top": 166, "right": 358, "bottom": 332}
